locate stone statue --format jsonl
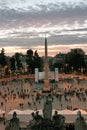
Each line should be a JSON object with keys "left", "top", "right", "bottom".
{"left": 8, "top": 112, "right": 20, "bottom": 130}
{"left": 27, "top": 112, "right": 37, "bottom": 130}
{"left": 74, "top": 110, "right": 87, "bottom": 130}
{"left": 52, "top": 110, "right": 65, "bottom": 130}
{"left": 35, "top": 111, "right": 43, "bottom": 122}
{"left": 43, "top": 96, "right": 52, "bottom": 120}
{"left": 27, "top": 111, "right": 43, "bottom": 130}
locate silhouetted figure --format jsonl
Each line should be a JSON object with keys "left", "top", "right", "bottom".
{"left": 5, "top": 112, "right": 20, "bottom": 130}
{"left": 66, "top": 124, "right": 69, "bottom": 130}
{"left": 27, "top": 111, "right": 43, "bottom": 130}
{"left": 35, "top": 111, "right": 43, "bottom": 122}
{"left": 74, "top": 110, "right": 87, "bottom": 130}
{"left": 69, "top": 123, "right": 74, "bottom": 130}
{"left": 27, "top": 112, "right": 37, "bottom": 130}
{"left": 53, "top": 110, "right": 65, "bottom": 130}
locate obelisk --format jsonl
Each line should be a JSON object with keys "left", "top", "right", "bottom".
{"left": 43, "top": 37, "right": 50, "bottom": 91}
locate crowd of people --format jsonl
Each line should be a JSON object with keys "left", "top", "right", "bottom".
{"left": 0, "top": 75, "right": 87, "bottom": 129}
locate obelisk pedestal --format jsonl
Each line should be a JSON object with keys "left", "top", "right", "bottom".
{"left": 44, "top": 80, "right": 50, "bottom": 91}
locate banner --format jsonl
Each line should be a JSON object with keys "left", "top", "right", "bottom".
{"left": 55, "top": 68, "right": 58, "bottom": 82}
{"left": 35, "top": 68, "right": 39, "bottom": 83}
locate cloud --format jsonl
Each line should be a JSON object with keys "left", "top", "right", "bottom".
{"left": 0, "top": 1, "right": 87, "bottom": 56}
{"left": 0, "top": 2, "right": 87, "bottom": 28}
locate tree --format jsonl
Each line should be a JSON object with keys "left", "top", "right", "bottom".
{"left": 10, "top": 56, "right": 16, "bottom": 71}
{"left": 52, "top": 53, "right": 65, "bottom": 72}
{"left": 26, "top": 49, "right": 43, "bottom": 73}
{"left": 0, "top": 48, "right": 7, "bottom": 67}
{"left": 14, "top": 53, "right": 23, "bottom": 70}
{"left": 34, "top": 50, "right": 43, "bottom": 71}
{"left": 65, "top": 48, "right": 85, "bottom": 72}
{"left": 26, "top": 49, "right": 34, "bottom": 73}
{"left": 49, "top": 57, "right": 54, "bottom": 71}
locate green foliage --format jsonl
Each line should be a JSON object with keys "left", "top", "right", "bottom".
{"left": 34, "top": 50, "right": 44, "bottom": 71}
{"left": 65, "top": 48, "right": 85, "bottom": 72}
{"left": 0, "top": 48, "right": 7, "bottom": 67}
{"left": 15, "top": 53, "right": 22, "bottom": 69}
{"left": 0, "top": 47, "right": 86, "bottom": 74}
{"left": 10, "top": 56, "right": 16, "bottom": 71}
{"left": 26, "top": 49, "right": 43, "bottom": 73}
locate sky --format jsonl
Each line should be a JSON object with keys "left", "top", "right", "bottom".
{"left": 0, "top": 0, "right": 87, "bottom": 57}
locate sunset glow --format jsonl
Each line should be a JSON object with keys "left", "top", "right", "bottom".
{"left": 0, "top": 0, "right": 87, "bottom": 56}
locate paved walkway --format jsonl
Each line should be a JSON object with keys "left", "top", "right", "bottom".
{"left": 0, "top": 75, "right": 87, "bottom": 129}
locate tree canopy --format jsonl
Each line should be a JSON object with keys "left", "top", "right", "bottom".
{"left": 0, "top": 48, "right": 7, "bottom": 67}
